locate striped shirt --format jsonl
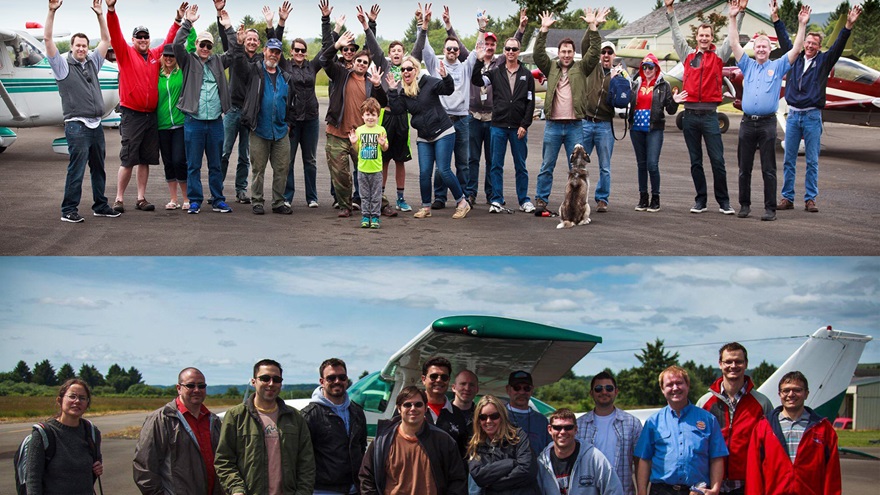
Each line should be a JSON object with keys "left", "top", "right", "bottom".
{"left": 779, "top": 410, "right": 810, "bottom": 461}
{"left": 576, "top": 407, "right": 643, "bottom": 495}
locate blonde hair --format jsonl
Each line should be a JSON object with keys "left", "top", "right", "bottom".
{"left": 400, "top": 55, "right": 422, "bottom": 98}
{"left": 466, "top": 395, "right": 521, "bottom": 460}
{"left": 658, "top": 365, "right": 691, "bottom": 388}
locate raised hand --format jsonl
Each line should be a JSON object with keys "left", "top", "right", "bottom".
{"left": 177, "top": 2, "right": 189, "bottom": 19}
{"left": 518, "top": 8, "right": 528, "bottom": 30}
{"left": 476, "top": 9, "right": 488, "bottom": 30}
{"left": 218, "top": 9, "right": 232, "bottom": 28}
{"left": 91, "top": 0, "right": 102, "bottom": 15}
{"left": 438, "top": 60, "right": 447, "bottom": 77}
{"left": 319, "top": 0, "right": 332, "bottom": 17}
{"left": 738, "top": 0, "right": 749, "bottom": 11}
{"left": 186, "top": 3, "right": 200, "bottom": 23}
{"left": 370, "top": 67, "right": 383, "bottom": 86}
{"left": 368, "top": 4, "right": 380, "bottom": 21}
{"left": 442, "top": 5, "right": 451, "bottom": 27}
{"left": 415, "top": 5, "right": 422, "bottom": 26}
{"left": 728, "top": 0, "right": 740, "bottom": 19}
{"left": 336, "top": 30, "right": 355, "bottom": 48}
{"left": 236, "top": 24, "right": 245, "bottom": 43}
{"left": 385, "top": 71, "right": 399, "bottom": 89}
{"left": 348, "top": 128, "right": 358, "bottom": 143}
{"left": 769, "top": 0, "right": 779, "bottom": 21}
{"left": 665, "top": 0, "right": 675, "bottom": 8}
{"left": 334, "top": 13, "right": 346, "bottom": 32}
{"left": 423, "top": 3, "right": 433, "bottom": 29}
{"left": 355, "top": 5, "right": 369, "bottom": 28}
{"left": 213, "top": 0, "right": 226, "bottom": 11}
{"left": 797, "top": 4, "right": 810, "bottom": 25}
{"left": 105, "top": 0, "right": 117, "bottom": 10}
{"left": 540, "top": 10, "right": 555, "bottom": 30}
{"left": 581, "top": 7, "right": 596, "bottom": 25}
{"left": 673, "top": 88, "right": 688, "bottom": 103}
{"left": 847, "top": 4, "right": 862, "bottom": 27}
{"left": 263, "top": 5, "right": 274, "bottom": 25}
{"left": 279, "top": 1, "right": 292, "bottom": 22}
{"left": 49, "top": 0, "right": 63, "bottom": 12}
{"left": 595, "top": 7, "right": 609, "bottom": 24}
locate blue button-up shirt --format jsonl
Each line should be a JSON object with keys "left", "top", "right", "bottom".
{"left": 634, "top": 403, "right": 729, "bottom": 486}
{"left": 254, "top": 65, "right": 289, "bottom": 141}
{"left": 737, "top": 55, "right": 791, "bottom": 116}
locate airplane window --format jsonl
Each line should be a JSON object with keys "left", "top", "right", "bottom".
{"left": 831, "top": 58, "right": 880, "bottom": 85}
{"left": 15, "top": 37, "right": 45, "bottom": 68}
{"left": 348, "top": 372, "right": 393, "bottom": 413}
{"left": 5, "top": 45, "right": 16, "bottom": 68}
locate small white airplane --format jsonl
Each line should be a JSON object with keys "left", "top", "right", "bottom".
{"left": 254, "top": 315, "right": 871, "bottom": 437}
{"left": 0, "top": 27, "right": 120, "bottom": 154}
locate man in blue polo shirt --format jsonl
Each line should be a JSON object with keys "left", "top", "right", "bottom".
{"left": 728, "top": 0, "right": 809, "bottom": 222}
{"left": 635, "top": 366, "right": 728, "bottom": 495}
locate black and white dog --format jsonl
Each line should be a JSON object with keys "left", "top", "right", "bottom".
{"left": 557, "top": 144, "right": 591, "bottom": 229}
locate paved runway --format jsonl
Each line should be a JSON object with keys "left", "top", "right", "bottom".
{"left": 1, "top": 111, "right": 879, "bottom": 256}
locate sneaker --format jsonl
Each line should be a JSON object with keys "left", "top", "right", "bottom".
{"left": 737, "top": 205, "right": 751, "bottom": 218}
{"left": 489, "top": 202, "right": 503, "bottom": 214}
{"left": 520, "top": 201, "right": 536, "bottom": 213}
{"left": 332, "top": 201, "right": 340, "bottom": 209}
{"left": 647, "top": 195, "right": 660, "bottom": 212}
{"left": 596, "top": 200, "right": 608, "bottom": 212}
{"left": 778, "top": 198, "right": 794, "bottom": 210}
{"left": 413, "top": 207, "right": 432, "bottom": 218}
{"left": 690, "top": 202, "right": 708, "bottom": 213}
{"left": 253, "top": 204, "right": 265, "bottom": 215}
{"left": 284, "top": 201, "right": 291, "bottom": 207}
{"left": 136, "top": 198, "right": 155, "bottom": 211}
{"left": 308, "top": 200, "right": 319, "bottom": 208}
{"left": 370, "top": 217, "right": 381, "bottom": 229}
{"left": 188, "top": 202, "right": 200, "bottom": 214}
{"left": 61, "top": 211, "right": 84, "bottom": 223}
{"left": 805, "top": 199, "right": 818, "bottom": 212}
{"left": 236, "top": 191, "right": 251, "bottom": 204}
{"left": 761, "top": 209, "right": 777, "bottom": 221}
{"left": 93, "top": 206, "right": 121, "bottom": 218}
{"left": 453, "top": 201, "right": 471, "bottom": 219}
{"left": 396, "top": 198, "right": 412, "bottom": 212}
{"left": 361, "top": 216, "right": 370, "bottom": 228}
{"left": 351, "top": 199, "right": 360, "bottom": 210}
{"left": 113, "top": 200, "right": 125, "bottom": 213}
{"left": 381, "top": 205, "right": 398, "bottom": 217}
{"left": 212, "top": 201, "right": 232, "bottom": 213}
{"left": 719, "top": 203, "right": 735, "bottom": 215}
{"left": 431, "top": 200, "right": 446, "bottom": 210}
{"left": 272, "top": 204, "right": 293, "bottom": 214}
{"left": 338, "top": 208, "right": 351, "bottom": 218}
{"left": 635, "top": 193, "right": 649, "bottom": 212}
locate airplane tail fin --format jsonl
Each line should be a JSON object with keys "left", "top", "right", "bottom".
{"left": 756, "top": 326, "right": 873, "bottom": 419}
{"left": 825, "top": 15, "right": 856, "bottom": 59}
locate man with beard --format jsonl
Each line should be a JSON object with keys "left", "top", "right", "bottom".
{"left": 302, "top": 359, "right": 367, "bottom": 494}
{"left": 215, "top": 359, "right": 315, "bottom": 495}
{"left": 504, "top": 370, "right": 551, "bottom": 452}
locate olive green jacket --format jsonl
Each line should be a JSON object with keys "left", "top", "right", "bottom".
{"left": 214, "top": 395, "right": 315, "bottom": 495}
{"left": 534, "top": 28, "right": 601, "bottom": 120}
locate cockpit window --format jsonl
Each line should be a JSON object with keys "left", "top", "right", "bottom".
{"left": 831, "top": 58, "right": 880, "bottom": 85}
{"left": 12, "top": 36, "right": 45, "bottom": 67}
{"left": 348, "top": 371, "right": 393, "bottom": 413}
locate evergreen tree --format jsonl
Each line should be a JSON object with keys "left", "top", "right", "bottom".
{"left": 750, "top": 360, "right": 779, "bottom": 388}
{"left": 13, "top": 360, "right": 32, "bottom": 383}
{"left": 617, "top": 339, "right": 680, "bottom": 406}
{"left": 853, "top": 0, "right": 880, "bottom": 57}
{"left": 128, "top": 366, "right": 144, "bottom": 386}
{"left": 106, "top": 363, "right": 132, "bottom": 393}
{"left": 78, "top": 364, "right": 105, "bottom": 388}
{"left": 56, "top": 363, "right": 77, "bottom": 383}
{"left": 778, "top": 0, "right": 803, "bottom": 36}
{"left": 32, "top": 359, "right": 58, "bottom": 386}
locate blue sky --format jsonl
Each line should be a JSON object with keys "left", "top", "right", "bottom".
{"left": 1, "top": 257, "right": 877, "bottom": 386}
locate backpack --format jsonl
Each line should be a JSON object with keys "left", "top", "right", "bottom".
{"left": 606, "top": 74, "right": 632, "bottom": 140}
{"left": 13, "top": 419, "right": 99, "bottom": 495}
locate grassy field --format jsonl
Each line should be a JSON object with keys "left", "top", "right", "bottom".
{"left": 0, "top": 396, "right": 243, "bottom": 422}
{"left": 838, "top": 429, "right": 880, "bottom": 448}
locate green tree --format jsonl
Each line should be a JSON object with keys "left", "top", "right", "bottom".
{"left": 32, "top": 360, "right": 58, "bottom": 386}
{"left": 616, "top": 339, "right": 680, "bottom": 406}
{"left": 607, "top": 7, "right": 627, "bottom": 27}
{"left": 824, "top": 0, "right": 851, "bottom": 37}
{"left": 78, "top": 364, "right": 105, "bottom": 388}
{"left": 750, "top": 360, "right": 778, "bottom": 388}
{"left": 240, "top": 14, "right": 257, "bottom": 28}
{"left": 534, "top": 377, "right": 591, "bottom": 410}
{"left": 106, "top": 363, "right": 132, "bottom": 393}
{"left": 56, "top": 363, "right": 76, "bottom": 383}
{"left": 127, "top": 366, "right": 144, "bottom": 386}
{"left": 688, "top": 9, "right": 730, "bottom": 46}
{"left": 224, "top": 386, "right": 242, "bottom": 398}
{"left": 13, "top": 360, "right": 32, "bottom": 383}
{"left": 853, "top": 0, "right": 880, "bottom": 58}
{"left": 778, "top": 0, "right": 803, "bottom": 36}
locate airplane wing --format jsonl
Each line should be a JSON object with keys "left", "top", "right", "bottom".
{"left": 0, "top": 28, "right": 18, "bottom": 43}
{"left": 381, "top": 315, "right": 601, "bottom": 396}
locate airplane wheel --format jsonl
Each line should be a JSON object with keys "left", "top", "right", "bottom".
{"left": 676, "top": 112, "right": 684, "bottom": 130}
{"left": 0, "top": 146, "right": 6, "bottom": 154}
{"left": 718, "top": 113, "right": 730, "bottom": 134}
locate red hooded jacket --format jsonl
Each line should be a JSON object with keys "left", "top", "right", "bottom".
{"left": 746, "top": 407, "right": 841, "bottom": 495}
{"left": 682, "top": 44, "right": 724, "bottom": 104}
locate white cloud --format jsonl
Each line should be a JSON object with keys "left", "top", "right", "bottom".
{"left": 730, "top": 267, "right": 786, "bottom": 288}
{"left": 538, "top": 299, "right": 581, "bottom": 312}
{"left": 34, "top": 297, "right": 112, "bottom": 310}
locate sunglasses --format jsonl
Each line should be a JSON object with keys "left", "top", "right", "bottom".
{"left": 342, "top": 46, "right": 358, "bottom": 53}
{"left": 401, "top": 401, "right": 425, "bottom": 409}
{"left": 354, "top": 59, "right": 370, "bottom": 65}
{"left": 641, "top": 64, "right": 656, "bottom": 70}
{"left": 445, "top": 46, "right": 459, "bottom": 52}
{"left": 478, "top": 412, "right": 501, "bottom": 421}
{"left": 601, "top": 49, "right": 614, "bottom": 55}
{"left": 134, "top": 34, "right": 150, "bottom": 40}
{"left": 511, "top": 384, "right": 532, "bottom": 392}
{"left": 401, "top": 66, "right": 417, "bottom": 73}
{"left": 504, "top": 46, "right": 520, "bottom": 52}
{"left": 257, "top": 374, "right": 283, "bottom": 384}
{"left": 180, "top": 382, "right": 208, "bottom": 390}
{"left": 324, "top": 374, "right": 348, "bottom": 383}
{"left": 550, "top": 424, "right": 576, "bottom": 431}
{"left": 428, "top": 372, "right": 449, "bottom": 382}
{"left": 199, "top": 42, "right": 213, "bottom": 50}
{"left": 593, "top": 385, "right": 615, "bottom": 393}
{"left": 293, "top": 47, "right": 307, "bottom": 54}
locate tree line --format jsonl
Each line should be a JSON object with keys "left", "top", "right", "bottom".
{"left": 0, "top": 360, "right": 157, "bottom": 396}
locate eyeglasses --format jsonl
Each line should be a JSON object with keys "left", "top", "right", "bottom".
{"left": 780, "top": 387, "right": 805, "bottom": 395}
{"left": 293, "top": 47, "right": 307, "bottom": 54}
{"left": 401, "top": 401, "right": 425, "bottom": 409}
{"left": 478, "top": 412, "right": 501, "bottom": 421}
{"left": 593, "top": 385, "right": 615, "bottom": 393}
{"left": 134, "top": 34, "right": 150, "bottom": 40}
{"left": 445, "top": 46, "right": 459, "bottom": 52}
{"left": 354, "top": 59, "right": 370, "bottom": 65}
{"left": 504, "top": 46, "right": 520, "bottom": 52}
{"left": 180, "top": 382, "right": 208, "bottom": 390}
{"left": 257, "top": 374, "right": 283, "bottom": 384}
{"left": 66, "top": 394, "right": 89, "bottom": 403}
{"left": 401, "top": 66, "right": 416, "bottom": 73}
{"left": 342, "top": 46, "right": 358, "bottom": 53}
{"left": 511, "top": 384, "right": 532, "bottom": 392}
{"left": 324, "top": 374, "right": 348, "bottom": 383}
{"left": 721, "top": 360, "right": 745, "bottom": 366}
{"left": 550, "top": 424, "right": 575, "bottom": 431}
{"left": 601, "top": 49, "right": 614, "bottom": 55}
{"left": 199, "top": 42, "right": 213, "bottom": 50}
{"left": 428, "top": 372, "right": 449, "bottom": 382}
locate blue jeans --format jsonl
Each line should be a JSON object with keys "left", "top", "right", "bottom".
{"left": 61, "top": 121, "right": 108, "bottom": 214}
{"left": 185, "top": 116, "right": 225, "bottom": 204}
{"left": 630, "top": 129, "right": 664, "bottom": 195}
{"left": 467, "top": 116, "right": 493, "bottom": 201}
{"left": 681, "top": 109, "right": 729, "bottom": 206}
{"left": 221, "top": 106, "right": 250, "bottom": 194}
{"left": 433, "top": 117, "right": 469, "bottom": 203}
{"left": 781, "top": 108, "right": 822, "bottom": 202}
{"left": 581, "top": 120, "right": 614, "bottom": 204}
{"left": 489, "top": 126, "right": 530, "bottom": 206}
{"left": 417, "top": 133, "right": 462, "bottom": 206}
{"left": 284, "top": 118, "right": 319, "bottom": 204}
{"left": 535, "top": 120, "right": 582, "bottom": 204}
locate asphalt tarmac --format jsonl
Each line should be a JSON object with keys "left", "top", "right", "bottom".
{"left": 1, "top": 110, "right": 878, "bottom": 256}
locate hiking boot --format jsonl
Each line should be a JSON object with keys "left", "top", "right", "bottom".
{"left": 647, "top": 194, "right": 660, "bottom": 212}
{"left": 596, "top": 200, "right": 608, "bottom": 212}
{"left": 272, "top": 204, "right": 293, "bottom": 214}
{"left": 737, "top": 205, "right": 751, "bottom": 218}
{"left": 236, "top": 191, "right": 251, "bottom": 204}
{"left": 112, "top": 200, "right": 125, "bottom": 213}
{"left": 805, "top": 199, "right": 818, "bottom": 212}
{"left": 381, "top": 205, "right": 398, "bottom": 217}
{"left": 413, "top": 207, "right": 432, "bottom": 218}
{"left": 635, "top": 193, "right": 649, "bottom": 211}
{"left": 61, "top": 211, "right": 84, "bottom": 223}
{"left": 136, "top": 198, "right": 155, "bottom": 211}
{"left": 777, "top": 198, "right": 794, "bottom": 210}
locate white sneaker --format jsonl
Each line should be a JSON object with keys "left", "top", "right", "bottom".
{"left": 520, "top": 201, "right": 536, "bottom": 213}
{"left": 308, "top": 200, "right": 318, "bottom": 208}
{"left": 284, "top": 201, "right": 291, "bottom": 207}
{"left": 489, "top": 202, "right": 503, "bottom": 213}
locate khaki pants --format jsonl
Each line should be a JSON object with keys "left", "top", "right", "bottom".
{"left": 249, "top": 134, "right": 290, "bottom": 208}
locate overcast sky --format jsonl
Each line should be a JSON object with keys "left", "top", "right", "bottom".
{"left": 8, "top": 0, "right": 852, "bottom": 44}
{"left": 1, "top": 257, "right": 877, "bottom": 387}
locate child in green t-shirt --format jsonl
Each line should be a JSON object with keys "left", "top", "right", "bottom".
{"left": 349, "top": 98, "right": 389, "bottom": 228}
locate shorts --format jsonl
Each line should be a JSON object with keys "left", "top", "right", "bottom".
{"left": 380, "top": 110, "right": 412, "bottom": 163}
{"left": 119, "top": 107, "right": 160, "bottom": 167}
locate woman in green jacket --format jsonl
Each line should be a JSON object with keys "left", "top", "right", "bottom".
{"left": 157, "top": 43, "right": 188, "bottom": 210}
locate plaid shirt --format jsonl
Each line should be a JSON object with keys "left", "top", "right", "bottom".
{"left": 780, "top": 410, "right": 810, "bottom": 461}
{"left": 575, "top": 407, "right": 643, "bottom": 495}
{"left": 718, "top": 384, "right": 746, "bottom": 493}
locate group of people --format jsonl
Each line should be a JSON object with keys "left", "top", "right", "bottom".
{"left": 50, "top": 0, "right": 863, "bottom": 224}
{"left": 25, "top": 341, "right": 841, "bottom": 495}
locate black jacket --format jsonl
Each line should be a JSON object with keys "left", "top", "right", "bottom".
{"left": 219, "top": 20, "right": 278, "bottom": 108}
{"left": 471, "top": 60, "right": 535, "bottom": 129}
{"left": 468, "top": 428, "right": 539, "bottom": 495}
{"left": 627, "top": 75, "right": 679, "bottom": 131}
{"left": 359, "top": 416, "right": 467, "bottom": 495}
{"left": 318, "top": 43, "right": 387, "bottom": 129}
{"left": 234, "top": 43, "right": 294, "bottom": 132}
{"left": 301, "top": 398, "right": 367, "bottom": 494}
{"left": 388, "top": 74, "right": 455, "bottom": 141}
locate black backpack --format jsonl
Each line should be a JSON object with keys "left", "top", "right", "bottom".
{"left": 13, "top": 419, "right": 99, "bottom": 495}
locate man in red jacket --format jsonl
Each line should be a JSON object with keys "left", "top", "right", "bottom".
{"left": 746, "top": 371, "right": 841, "bottom": 495}
{"left": 106, "top": 0, "right": 181, "bottom": 213}
{"left": 698, "top": 343, "right": 773, "bottom": 495}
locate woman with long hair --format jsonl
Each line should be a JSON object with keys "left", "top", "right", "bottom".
{"left": 25, "top": 378, "right": 103, "bottom": 494}
{"left": 467, "top": 395, "right": 538, "bottom": 494}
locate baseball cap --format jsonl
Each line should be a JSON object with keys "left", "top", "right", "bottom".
{"left": 600, "top": 41, "right": 615, "bottom": 52}
{"left": 266, "top": 38, "right": 283, "bottom": 51}
{"left": 162, "top": 44, "right": 175, "bottom": 57}
{"left": 132, "top": 26, "right": 149, "bottom": 37}
{"left": 508, "top": 370, "right": 533, "bottom": 386}
{"left": 484, "top": 32, "right": 497, "bottom": 42}
{"left": 196, "top": 32, "right": 214, "bottom": 45}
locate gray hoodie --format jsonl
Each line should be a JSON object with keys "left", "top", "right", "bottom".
{"left": 537, "top": 440, "right": 623, "bottom": 495}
